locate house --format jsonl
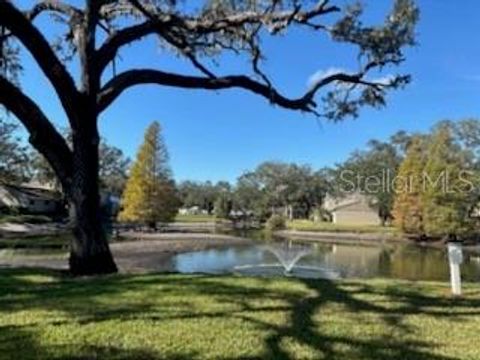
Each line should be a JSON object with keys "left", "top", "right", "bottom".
{"left": 0, "top": 183, "right": 63, "bottom": 214}
{"left": 324, "top": 192, "right": 380, "bottom": 226}
{"left": 178, "top": 206, "right": 209, "bottom": 215}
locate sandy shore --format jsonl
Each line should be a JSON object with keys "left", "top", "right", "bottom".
{"left": 0, "top": 232, "right": 252, "bottom": 272}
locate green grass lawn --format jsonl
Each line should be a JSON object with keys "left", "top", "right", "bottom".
{"left": 287, "top": 220, "right": 398, "bottom": 235}
{"left": 174, "top": 214, "right": 217, "bottom": 223}
{"left": 1, "top": 269, "right": 479, "bottom": 359}
{"left": 0, "top": 234, "right": 71, "bottom": 250}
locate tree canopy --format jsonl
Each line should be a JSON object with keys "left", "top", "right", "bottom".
{"left": 391, "top": 121, "right": 480, "bottom": 239}
{"left": 1, "top": 0, "right": 418, "bottom": 120}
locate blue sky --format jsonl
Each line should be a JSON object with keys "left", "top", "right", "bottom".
{"left": 14, "top": 0, "right": 480, "bottom": 183}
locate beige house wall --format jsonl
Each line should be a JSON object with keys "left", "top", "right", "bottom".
{"left": 326, "top": 192, "right": 381, "bottom": 226}
{"left": 332, "top": 209, "right": 380, "bottom": 226}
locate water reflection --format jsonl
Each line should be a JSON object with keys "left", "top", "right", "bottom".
{"left": 173, "top": 239, "right": 480, "bottom": 281}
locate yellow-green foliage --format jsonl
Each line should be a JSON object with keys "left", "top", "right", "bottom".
{"left": 422, "top": 127, "right": 473, "bottom": 238}
{"left": 392, "top": 136, "right": 426, "bottom": 234}
{"left": 393, "top": 127, "right": 475, "bottom": 238}
{"left": 118, "top": 122, "right": 180, "bottom": 224}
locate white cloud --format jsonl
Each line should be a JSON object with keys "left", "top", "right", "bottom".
{"left": 307, "top": 68, "right": 397, "bottom": 91}
{"left": 369, "top": 74, "right": 395, "bottom": 85}
{"left": 307, "top": 67, "right": 348, "bottom": 88}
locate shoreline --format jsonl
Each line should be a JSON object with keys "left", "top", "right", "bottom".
{"left": 275, "top": 229, "right": 404, "bottom": 243}
{"left": 2, "top": 229, "right": 479, "bottom": 272}
{"left": 277, "top": 229, "right": 480, "bottom": 253}
{"left": 0, "top": 232, "right": 253, "bottom": 272}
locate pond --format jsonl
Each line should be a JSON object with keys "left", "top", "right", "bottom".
{"left": 1, "top": 231, "right": 480, "bottom": 281}
{"left": 172, "top": 236, "right": 480, "bottom": 281}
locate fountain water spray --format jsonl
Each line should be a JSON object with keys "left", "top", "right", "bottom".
{"left": 234, "top": 240, "right": 340, "bottom": 279}
{"left": 264, "top": 243, "right": 312, "bottom": 274}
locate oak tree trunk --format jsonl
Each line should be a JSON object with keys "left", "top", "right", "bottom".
{"left": 68, "top": 121, "right": 117, "bottom": 275}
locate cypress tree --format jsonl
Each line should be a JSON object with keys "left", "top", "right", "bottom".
{"left": 422, "top": 127, "right": 473, "bottom": 239}
{"left": 119, "top": 122, "right": 180, "bottom": 228}
{"left": 392, "top": 136, "right": 426, "bottom": 235}
{"left": 393, "top": 127, "right": 475, "bottom": 239}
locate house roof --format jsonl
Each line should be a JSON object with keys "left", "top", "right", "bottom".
{"left": 20, "top": 181, "right": 57, "bottom": 191}
{"left": 324, "top": 192, "right": 375, "bottom": 212}
{"left": 0, "top": 183, "right": 62, "bottom": 201}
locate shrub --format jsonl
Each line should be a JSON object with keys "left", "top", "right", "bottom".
{"left": 265, "top": 214, "right": 286, "bottom": 231}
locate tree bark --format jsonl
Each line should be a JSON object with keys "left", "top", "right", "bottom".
{"left": 65, "top": 1, "right": 117, "bottom": 276}
{"left": 68, "top": 120, "right": 117, "bottom": 275}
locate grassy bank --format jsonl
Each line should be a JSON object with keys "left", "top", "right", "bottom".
{"left": 174, "top": 214, "right": 216, "bottom": 223}
{"left": 1, "top": 269, "right": 479, "bottom": 359}
{"left": 287, "top": 220, "right": 397, "bottom": 235}
{"left": 0, "top": 234, "right": 71, "bottom": 250}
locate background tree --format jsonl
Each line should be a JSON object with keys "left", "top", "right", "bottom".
{"left": 28, "top": 151, "right": 61, "bottom": 190}
{"left": 99, "top": 143, "right": 131, "bottom": 197}
{"left": 119, "top": 122, "right": 179, "bottom": 228}
{"left": 178, "top": 181, "right": 231, "bottom": 214}
{"left": 214, "top": 194, "right": 233, "bottom": 219}
{"left": 392, "top": 121, "right": 480, "bottom": 238}
{"left": 233, "top": 162, "right": 330, "bottom": 220}
{"left": 178, "top": 181, "right": 205, "bottom": 209}
{"left": 28, "top": 138, "right": 130, "bottom": 196}
{"left": 281, "top": 165, "right": 329, "bottom": 219}
{"left": 392, "top": 136, "right": 426, "bottom": 235}
{"left": 449, "top": 119, "right": 480, "bottom": 216}
{"left": 213, "top": 181, "right": 233, "bottom": 219}
{"left": 0, "top": 117, "right": 28, "bottom": 184}
{"left": 422, "top": 126, "right": 474, "bottom": 239}
{"left": 233, "top": 172, "right": 269, "bottom": 220}
{"left": 0, "top": 0, "right": 418, "bottom": 274}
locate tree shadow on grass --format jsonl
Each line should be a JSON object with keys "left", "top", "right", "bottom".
{"left": 250, "top": 279, "right": 466, "bottom": 360}
{"left": 0, "top": 324, "right": 197, "bottom": 360}
{"left": 1, "top": 268, "right": 479, "bottom": 359}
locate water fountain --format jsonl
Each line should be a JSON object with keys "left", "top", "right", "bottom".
{"left": 234, "top": 240, "right": 340, "bottom": 279}
{"left": 265, "top": 243, "right": 313, "bottom": 274}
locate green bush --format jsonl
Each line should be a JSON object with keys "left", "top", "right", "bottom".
{"left": 265, "top": 214, "right": 286, "bottom": 231}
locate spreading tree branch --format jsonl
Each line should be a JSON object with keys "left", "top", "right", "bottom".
{"left": 0, "top": 76, "right": 73, "bottom": 191}
{"left": 97, "top": 67, "right": 392, "bottom": 115}
{"left": 0, "top": 1, "right": 80, "bottom": 122}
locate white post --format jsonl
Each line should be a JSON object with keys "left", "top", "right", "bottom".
{"left": 447, "top": 242, "right": 463, "bottom": 296}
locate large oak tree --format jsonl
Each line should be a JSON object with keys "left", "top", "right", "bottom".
{"left": 0, "top": 0, "right": 418, "bottom": 275}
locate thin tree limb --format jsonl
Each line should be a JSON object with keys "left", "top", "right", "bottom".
{"left": 96, "top": 1, "right": 339, "bottom": 74}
